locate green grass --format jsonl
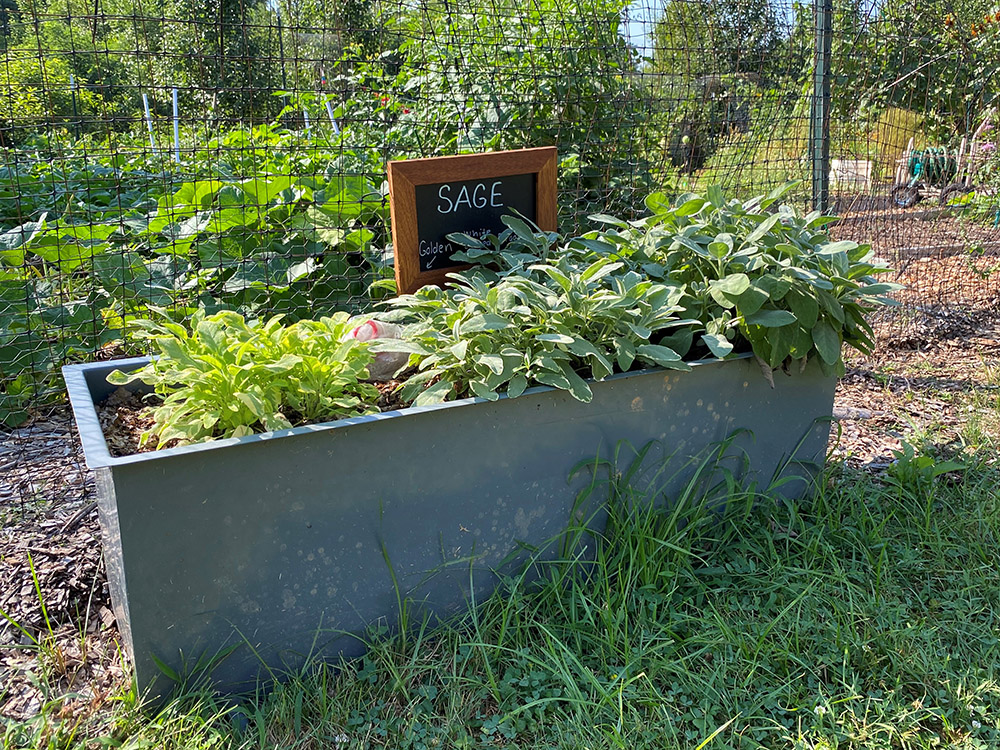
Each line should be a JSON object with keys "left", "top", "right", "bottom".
{"left": 4, "top": 444, "right": 1000, "bottom": 749}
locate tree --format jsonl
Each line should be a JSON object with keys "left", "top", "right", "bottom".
{"left": 712, "top": 0, "right": 782, "bottom": 76}
{"left": 273, "top": 0, "right": 377, "bottom": 90}
{"left": 652, "top": 0, "right": 719, "bottom": 80}
{"left": 1, "top": 0, "right": 19, "bottom": 46}
{"left": 157, "top": 0, "right": 278, "bottom": 118}
{"left": 652, "top": 0, "right": 783, "bottom": 80}
{"left": 864, "top": 0, "right": 999, "bottom": 138}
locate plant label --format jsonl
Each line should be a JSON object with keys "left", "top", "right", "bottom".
{"left": 388, "top": 147, "right": 557, "bottom": 294}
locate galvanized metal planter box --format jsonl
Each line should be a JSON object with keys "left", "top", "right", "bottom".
{"left": 64, "top": 355, "right": 835, "bottom": 700}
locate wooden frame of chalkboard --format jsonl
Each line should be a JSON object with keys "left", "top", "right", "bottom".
{"left": 388, "top": 147, "right": 557, "bottom": 294}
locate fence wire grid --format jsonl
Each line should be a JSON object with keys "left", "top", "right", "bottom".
{"left": 1, "top": 0, "right": 999, "bottom": 427}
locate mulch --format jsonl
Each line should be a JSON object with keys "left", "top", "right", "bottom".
{"left": 1, "top": 200, "right": 999, "bottom": 724}
{"left": 0, "top": 409, "right": 125, "bottom": 721}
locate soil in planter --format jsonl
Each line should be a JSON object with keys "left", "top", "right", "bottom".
{"left": 98, "top": 376, "right": 416, "bottom": 458}
{"left": 99, "top": 388, "right": 163, "bottom": 456}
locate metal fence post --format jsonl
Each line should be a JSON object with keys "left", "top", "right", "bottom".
{"left": 811, "top": 0, "right": 833, "bottom": 212}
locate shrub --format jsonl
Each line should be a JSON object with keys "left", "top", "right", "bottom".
{"left": 0, "top": 53, "right": 105, "bottom": 144}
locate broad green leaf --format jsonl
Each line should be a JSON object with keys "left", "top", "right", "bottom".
{"left": 240, "top": 175, "right": 295, "bottom": 205}
{"left": 746, "top": 309, "right": 797, "bottom": 327}
{"left": 708, "top": 241, "right": 729, "bottom": 259}
{"left": 767, "top": 323, "right": 794, "bottom": 368}
{"left": 506, "top": 374, "right": 528, "bottom": 399}
{"left": 236, "top": 391, "right": 267, "bottom": 418}
{"left": 743, "top": 213, "right": 780, "bottom": 246}
{"left": 216, "top": 184, "right": 247, "bottom": 208}
{"left": 712, "top": 273, "right": 751, "bottom": 296}
{"left": 759, "top": 180, "right": 799, "bottom": 209}
{"left": 928, "top": 461, "right": 966, "bottom": 477}
{"left": 412, "top": 379, "right": 454, "bottom": 406}
{"left": 587, "top": 213, "right": 630, "bottom": 229}
{"left": 469, "top": 379, "right": 500, "bottom": 401}
{"left": 558, "top": 362, "right": 593, "bottom": 403}
{"left": 805, "top": 213, "right": 839, "bottom": 229}
{"left": 755, "top": 276, "right": 791, "bottom": 301}
{"left": 701, "top": 333, "right": 733, "bottom": 358}
{"left": 812, "top": 321, "right": 841, "bottom": 365}
{"left": 177, "top": 212, "right": 214, "bottom": 240}
{"left": 785, "top": 289, "right": 819, "bottom": 328}
{"left": 636, "top": 344, "right": 690, "bottom": 370}
{"left": 658, "top": 328, "right": 693, "bottom": 359}
{"left": 261, "top": 411, "right": 294, "bottom": 432}
{"left": 790, "top": 325, "right": 813, "bottom": 357}
{"left": 533, "top": 369, "right": 571, "bottom": 391}
{"left": 614, "top": 337, "right": 635, "bottom": 371}
{"left": 581, "top": 259, "right": 623, "bottom": 283}
{"left": 817, "top": 291, "right": 845, "bottom": 323}
{"left": 627, "top": 322, "right": 652, "bottom": 339}
{"left": 735, "top": 285, "right": 768, "bottom": 317}
{"left": 566, "top": 338, "right": 613, "bottom": 370}
{"left": 860, "top": 283, "right": 899, "bottom": 296}
{"left": 819, "top": 240, "right": 859, "bottom": 254}
{"left": 500, "top": 214, "right": 537, "bottom": 242}
{"left": 674, "top": 197, "right": 707, "bottom": 216}
{"left": 460, "top": 313, "right": 510, "bottom": 334}
{"left": 170, "top": 180, "right": 221, "bottom": 211}
{"left": 536, "top": 354, "right": 566, "bottom": 373}
{"left": 531, "top": 264, "right": 573, "bottom": 294}
{"left": 476, "top": 354, "right": 505, "bottom": 375}
{"left": 671, "top": 235, "right": 712, "bottom": 258}
{"left": 446, "top": 232, "right": 487, "bottom": 248}
{"left": 644, "top": 192, "right": 672, "bottom": 214}
{"left": 260, "top": 354, "right": 303, "bottom": 372}
{"left": 570, "top": 238, "right": 618, "bottom": 255}
{"left": 773, "top": 242, "right": 802, "bottom": 258}
{"left": 709, "top": 273, "right": 750, "bottom": 308}
{"left": 536, "top": 333, "right": 575, "bottom": 345}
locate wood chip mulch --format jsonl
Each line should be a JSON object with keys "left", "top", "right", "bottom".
{"left": 0, "top": 408, "right": 125, "bottom": 721}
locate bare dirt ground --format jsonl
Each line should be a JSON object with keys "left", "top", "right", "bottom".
{"left": 2, "top": 205, "right": 999, "bottom": 730}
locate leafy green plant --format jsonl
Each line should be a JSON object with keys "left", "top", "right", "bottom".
{"left": 381, "top": 250, "right": 692, "bottom": 406}
{"left": 107, "top": 309, "right": 380, "bottom": 447}
{"left": 378, "top": 185, "right": 898, "bottom": 407}
{"left": 587, "top": 183, "right": 900, "bottom": 379}
{"left": 885, "top": 439, "right": 966, "bottom": 498}
{"left": 91, "top": 184, "right": 899, "bottom": 439}
{"left": 0, "top": 129, "right": 396, "bottom": 425}
{"left": 6, "top": 133, "right": 390, "bottom": 322}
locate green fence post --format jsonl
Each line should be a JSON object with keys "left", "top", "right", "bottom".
{"left": 811, "top": 0, "right": 833, "bottom": 212}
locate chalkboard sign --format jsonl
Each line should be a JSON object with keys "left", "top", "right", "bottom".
{"left": 388, "top": 147, "right": 557, "bottom": 294}
{"left": 413, "top": 173, "right": 536, "bottom": 273}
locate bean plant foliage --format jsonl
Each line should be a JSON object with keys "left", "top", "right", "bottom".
{"left": 112, "top": 184, "right": 898, "bottom": 449}
{"left": 0, "top": 128, "right": 391, "bottom": 426}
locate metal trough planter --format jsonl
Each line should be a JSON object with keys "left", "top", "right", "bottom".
{"left": 63, "top": 355, "right": 835, "bottom": 700}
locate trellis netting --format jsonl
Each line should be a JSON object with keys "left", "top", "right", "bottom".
{"left": 0, "top": 0, "right": 998, "bottom": 425}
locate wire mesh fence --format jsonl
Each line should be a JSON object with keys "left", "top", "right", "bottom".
{"left": 1, "top": 0, "right": 999, "bottom": 427}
